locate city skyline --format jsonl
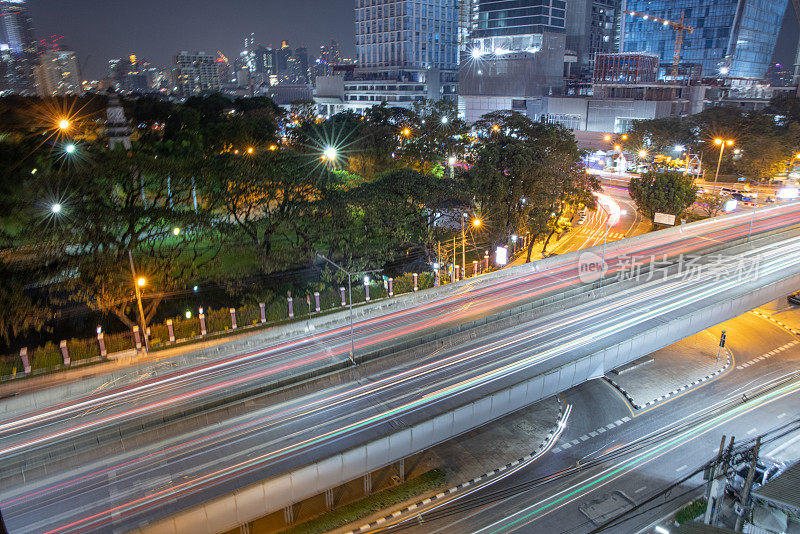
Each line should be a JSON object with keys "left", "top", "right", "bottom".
{"left": 28, "top": 0, "right": 357, "bottom": 80}
{"left": 23, "top": 0, "right": 800, "bottom": 82}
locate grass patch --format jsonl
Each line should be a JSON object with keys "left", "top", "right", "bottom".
{"left": 282, "top": 468, "right": 446, "bottom": 534}
{"left": 675, "top": 498, "right": 707, "bottom": 524}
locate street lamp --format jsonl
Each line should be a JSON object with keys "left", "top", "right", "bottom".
{"left": 441, "top": 115, "right": 449, "bottom": 124}
{"left": 713, "top": 138, "right": 734, "bottom": 189}
{"left": 51, "top": 203, "right": 61, "bottom": 214}
{"left": 128, "top": 250, "right": 150, "bottom": 353}
{"left": 316, "top": 254, "right": 357, "bottom": 365}
{"left": 401, "top": 127, "right": 411, "bottom": 137}
{"left": 613, "top": 144, "right": 622, "bottom": 174}
{"left": 65, "top": 144, "right": 76, "bottom": 154}
{"left": 323, "top": 145, "right": 337, "bottom": 161}
{"left": 58, "top": 119, "right": 70, "bottom": 131}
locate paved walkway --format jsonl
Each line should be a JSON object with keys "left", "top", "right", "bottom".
{"left": 331, "top": 396, "right": 562, "bottom": 534}
{"left": 605, "top": 329, "right": 726, "bottom": 409}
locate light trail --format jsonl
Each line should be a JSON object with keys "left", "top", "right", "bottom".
{"left": 476, "top": 375, "right": 800, "bottom": 534}
{"left": 7, "top": 232, "right": 800, "bottom": 533}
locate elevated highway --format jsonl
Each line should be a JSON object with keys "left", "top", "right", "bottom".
{"left": 2, "top": 203, "right": 800, "bottom": 534}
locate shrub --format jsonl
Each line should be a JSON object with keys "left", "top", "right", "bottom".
{"left": 282, "top": 469, "right": 446, "bottom": 534}
{"left": 675, "top": 498, "right": 707, "bottom": 524}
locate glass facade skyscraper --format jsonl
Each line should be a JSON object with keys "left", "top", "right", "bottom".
{"left": 0, "top": 0, "right": 37, "bottom": 94}
{"left": 355, "top": 0, "right": 458, "bottom": 72}
{"left": 621, "top": 0, "right": 787, "bottom": 81}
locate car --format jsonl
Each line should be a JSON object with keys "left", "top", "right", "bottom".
{"left": 765, "top": 196, "right": 775, "bottom": 203}
{"left": 726, "top": 459, "right": 785, "bottom": 497}
{"left": 789, "top": 292, "right": 800, "bottom": 305}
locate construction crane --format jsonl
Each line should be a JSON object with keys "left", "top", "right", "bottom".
{"left": 623, "top": 10, "right": 694, "bottom": 80}
{"left": 216, "top": 50, "right": 229, "bottom": 63}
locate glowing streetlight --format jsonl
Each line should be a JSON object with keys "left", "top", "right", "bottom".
{"left": 172, "top": 227, "right": 181, "bottom": 236}
{"left": 269, "top": 144, "right": 278, "bottom": 151}
{"left": 58, "top": 119, "right": 70, "bottom": 130}
{"left": 323, "top": 145, "right": 337, "bottom": 160}
{"left": 51, "top": 203, "right": 62, "bottom": 214}
{"left": 65, "top": 144, "right": 76, "bottom": 154}
{"left": 674, "top": 144, "right": 685, "bottom": 152}
{"left": 448, "top": 156, "right": 456, "bottom": 165}
{"left": 614, "top": 144, "right": 621, "bottom": 151}
{"left": 621, "top": 134, "right": 628, "bottom": 140}
{"left": 401, "top": 128, "right": 411, "bottom": 137}
{"left": 492, "top": 124, "right": 500, "bottom": 132}
{"left": 440, "top": 116, "right": 449, "bottom": 124}
{"left": 604, "top": 134, "right": 612, "bottom": 142}
{"left": 247, "top": 147, "right": 254, "bottom": 154}
{"left": 638, "top": 149, "right": 647, "bottom": 158}
{"left": 137, "top": 277, "right": 146, "bottom": 287}
{"left": 713, "top": 138, "right": 735, "bottom": 187}
{"left": 472, "top": 218, "right": 482, "bottom": 228}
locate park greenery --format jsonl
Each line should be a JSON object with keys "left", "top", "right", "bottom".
{"left": 0, "top": 93, "right": 597, "bottom": 349}
{"left": 618, "top": 96, "right": 800, "bottom": 182}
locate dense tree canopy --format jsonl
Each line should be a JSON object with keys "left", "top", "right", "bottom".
{"left": 628, "top": 170, "right": 698, "bottom": 221}
{"left": 0, "top": 93, "right": 600, "bottom": 344}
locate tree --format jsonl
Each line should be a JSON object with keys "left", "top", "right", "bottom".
{"left": 697, "top": 191, "right": 726, "bottom": 218}
{"left": 468, "top": 111, "right": 599, "bottom": 262}
{"left": 628, "top": 170, "right": 697, "bottom": 222}
{"left": 23, "top": 150, "right": 216, "bottom": 330}
{"left": 210, "top": 151, "right": 326, "bottom": 274}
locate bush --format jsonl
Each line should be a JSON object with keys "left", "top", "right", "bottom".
{"left": 69, "top": 337, "right": 101, "bottom": 361}
{"left": 282, "top": 469, "right": 446, "bottom": 534}
{"left": 31, "top": 342, "right": 62, "bottom": 371}
{"left": 675, "top": 498, "right": 707, "bottom": 524}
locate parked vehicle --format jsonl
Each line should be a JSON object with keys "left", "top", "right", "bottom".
{"left": 726, "top": 459, "right": 785, "bottom": 497}
{"left": 788, "top": 292, "right": 800, "bottom": 305}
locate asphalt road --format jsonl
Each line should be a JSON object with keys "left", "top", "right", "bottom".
{"left": 1, "top": 204, "right": 800, "bottom": 534}
{"left": 382, "top": 312, "right": 800, "bottom": 534}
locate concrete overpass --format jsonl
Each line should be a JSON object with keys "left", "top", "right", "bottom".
{"left": 2, "top": 204, "right": 800, "bottom": 534}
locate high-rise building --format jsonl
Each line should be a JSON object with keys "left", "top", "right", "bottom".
{"left": 566, "top": 0, "right": 620, "bottom": 80}
{"left": 469, "top": 0, "right": 566, "bottom": 53}
{"left": 345, "top": 0, "right": 458, "bottom": 108}
{"left": 458, "top": 0, "right": 569, "bottom": 121}
{"left": 35, "top": 49, "right": 81, "bottom": 96}
{"left": 0, "top": 0, "right": 37, "bottom": 94}
{"left": 173, "top": 51, "right": 219, "bottom": 96}
{"left": 621, "top": 0, "right": 788, "bottom": 82}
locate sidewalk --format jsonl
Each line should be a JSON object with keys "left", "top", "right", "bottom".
{"left": 331, "top": 395, "right": 562, "bottom": 534}
{"left": 605, "top": 329, "right": 728, "bottom": 409}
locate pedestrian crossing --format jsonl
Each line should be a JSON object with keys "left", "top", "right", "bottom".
{"left": 550, "top": 416, "right": 631, "bottom": 454}
{"left": 736, "top": 340, "right": 799, "bottom": 370}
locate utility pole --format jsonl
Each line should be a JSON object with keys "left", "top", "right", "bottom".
{"left": 704, "top": 435, "right": 730, "bottom": 525}
{"left": 735, "top": 436, "right": 761, "bottom": 531}
{"left": 461, "top": 213, "right": 466, "bottom": 280}
{"left": 717, "top": 330, "right": 727, "bottom": 362}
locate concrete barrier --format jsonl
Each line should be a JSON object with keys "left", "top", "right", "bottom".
{"left": 134, "top": 239, "right": 800, "bottom": 534}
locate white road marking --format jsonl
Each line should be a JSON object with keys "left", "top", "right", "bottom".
{"left": 634, "top": 486, "right": 647, "bottom": 494}
{"left": 777, "top": 413, "right": 787, "bottom": 419}
{"left": 676, "top": 465, "right": 688, "bottom": 472}
{"left": 747, "top": 428, "right": 758, "bottom": 435}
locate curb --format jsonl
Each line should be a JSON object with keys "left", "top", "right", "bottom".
{"left": 344, "top": 401, "right": 570, "bottom": 534}
{"left": 605, "top": 347, "right": 732, "bottom": 410}
{"left": 751, "top": 310, "right": 800, "bottom": 336}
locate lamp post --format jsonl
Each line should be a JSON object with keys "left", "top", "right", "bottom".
{"left": 461, "top": 213, "right": 482, "bottom": 280}
{"left": 317, "top": 254, "right": 357, "bottom": 365}
{"left": 713, "top": 138, "right": 734, "bottom": 190}
{"left": 127, "top": 250, "right": 150, "bottom": 353}
{"left": 448, "top": 155, "right": 456, "bottom": 180}
{"left": 614, "top": 144, "right": 622, "bottom": 174}
{"left": 748, "top": 179, "right": 765, "bottom": 241}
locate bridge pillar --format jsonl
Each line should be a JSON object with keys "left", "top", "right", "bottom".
{"left": 324, "top": 488, "right": 335, "bottom": 510}
{"left": 283, "top": 505, "right": 294, "bottom": 525}
{"left": 398, "top": 458, "right": 405, "bottom": 482}
{"left": 363, "top": 472, "right": 372, "bottom": 496}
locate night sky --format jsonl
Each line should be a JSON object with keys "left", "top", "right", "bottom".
{"left": 28, "top": 0, "right": 357, "bottom": 80}
{"left": 27, "top": 0, "right": 800, "bottom": 81}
